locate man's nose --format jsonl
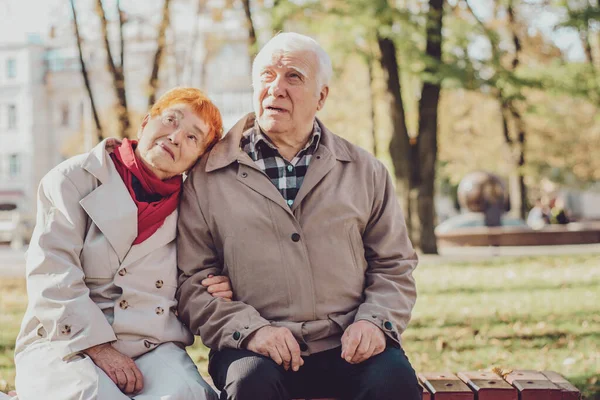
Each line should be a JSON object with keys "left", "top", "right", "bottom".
{"left": 268, "top": 76, "right": 286, "bottom": 97}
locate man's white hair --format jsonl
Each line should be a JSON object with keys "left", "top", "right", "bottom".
{"left": 252, "top": 32, "right": 333, "bottom": 89}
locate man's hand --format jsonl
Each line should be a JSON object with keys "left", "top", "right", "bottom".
{"left": 84, "top": 343, "right": 143, "bottom": 394}
{"left": 202, "top": 274, "right": 233, "bottom": 301}
{"left": 245, "top": 326, "right": 304, "bottom": 371}
{"left": 341, "top": 320, "right": 386, "bottom": 364}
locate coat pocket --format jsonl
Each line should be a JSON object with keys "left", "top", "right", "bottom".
{"left": 346, "top": 221, "right": 366, "bottom": 274}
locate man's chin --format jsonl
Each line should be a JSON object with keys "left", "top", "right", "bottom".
{"left": 258, "top": 118, "right": 287, "bottom": 135}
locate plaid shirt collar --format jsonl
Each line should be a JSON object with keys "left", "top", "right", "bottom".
{"left": 243, "top": 120, "right": 322, "bottom": 164}
{"left": 240, "top": 120, "right": 322, "bottom": 205}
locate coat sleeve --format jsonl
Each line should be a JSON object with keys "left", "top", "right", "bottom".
{"left": 176, "top": 173, "right": 270, "bottom": 350}
{"left": 354, "top": 161, "right": 418, "bottom": 345}
{"left": 25, "top": 169, "right": 117, "bottom": 359}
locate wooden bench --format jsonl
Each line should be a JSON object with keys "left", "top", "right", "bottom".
{"left": 1, "top": 369, "right": 580, "bottom": 400}
{"left": 292, "top": 370, "right": 581, "bottom": 400}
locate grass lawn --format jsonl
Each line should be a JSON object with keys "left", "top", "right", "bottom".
{"left": 1, "top": 253, "right": 599, "bottom": 398}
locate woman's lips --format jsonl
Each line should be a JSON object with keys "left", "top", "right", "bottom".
{"left": 158, "top": 143, "right": 175, "bottom": 160}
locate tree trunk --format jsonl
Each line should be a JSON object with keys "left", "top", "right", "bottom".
{"left": 506, "top": 0, "right": 527, "bottom": 220}
{"left": 377, "top": 35, "right": 415, "bottom": 239}
{"left": 509, "top": 104, "right": 528, "bottom": 219}
{"left": 241, "top": 0, "right": 258, "bottom": 63}
{"left": 182, "top": 0, "right": 203, "bottom": 85}
{"left": 117, "top": 0, "right": 125, "bottom": 70}
{"left": 95, "top": 0, "right": 130, "bottom": 137}
{"left": 417, "top": 0, "right": 444, "bottom": 255}
{"left": 366, "top": 58, "right": 377, "bottom": 157}
{"left": 272, "top": 0, "right": 284, "bottom": 34}
{"left": 148, "top": 0, "right": 172, "bottom": 107}
{"left": 70, "top": 0, "right": 102, "bottom": 143}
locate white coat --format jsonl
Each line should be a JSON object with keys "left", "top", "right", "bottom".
{"left": 14, "top": 140, "right": 216, "bottom": 400}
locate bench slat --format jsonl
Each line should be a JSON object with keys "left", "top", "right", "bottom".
{"left": 504, "top": 370, "right": 562, "bottom": 400}
{"left": 541, "top": 371, "right": 581, "bottom": 400}
{"left": 457, "top": 371, "right": 518, "bottom": 400}
{"left": 418, "top": 372, "right": 474, "bottom": 400}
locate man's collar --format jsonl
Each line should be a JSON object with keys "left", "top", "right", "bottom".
{"left": 205, "top": 113, "right": 353, "bottom": 173}
{"left": 244, "top": 119, "right": 321, "bottom": 158}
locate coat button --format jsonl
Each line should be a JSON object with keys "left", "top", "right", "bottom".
{"left": 384, "top": 321, "right": 393, "bottom": 330}
{"left": 119, "top": 300, "right": 129, "bottom": 309}
{"left": 291, "top": 233, "right": 301, "bottom": 242}
{"left": 233, "top": 331, "right": 241, "bottom": 340}
{"left": 155, "top": 307, "right": 164, "bottom": 315}
{"left": 60, "top": 325, "right": 71, "bottom": 335}
{"left": 155, "top": 280, "right": 164, "bottom": 288}
{"left": 144, "top": 340, "right": 152, "bottom": 348}
{"left": 118, "top": 268, "right": 127, "bottom": 276}
{"left": 241, "top": 172, "right": 248, "bottom": 178}
{"left": 299, "top": 343, "right": 308, "bottom": 352}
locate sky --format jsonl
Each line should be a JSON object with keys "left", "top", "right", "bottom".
{"left": 0, "top": 0, "right": 586, "bottom": 61}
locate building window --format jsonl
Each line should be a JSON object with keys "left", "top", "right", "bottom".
{"left": 8, "top": 105, "right": 17, "bottom": 129}
{"left": 7, "top": 58, "right": 16, "bottom": 79}
{"left": 61, "top": 103, "right": 70, "bottom": 127}
{"left": 9, "top": 154, "right": 21, "bottom": 178}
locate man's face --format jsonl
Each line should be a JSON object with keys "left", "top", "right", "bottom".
{"left": 253, "top": 49, "right": 328, "bottom": 138}
{"left": 136, "top": 103, "right": 210, "bottom": 180}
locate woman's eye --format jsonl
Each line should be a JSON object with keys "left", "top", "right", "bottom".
{"left": 163, "top": 115, "right": 177, "bottom": 125}
{"left": 188, "top": 135, "right": 197, "bottom": 141}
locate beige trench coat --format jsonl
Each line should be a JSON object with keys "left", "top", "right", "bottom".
{"left": 177, "top": 114, "right": 418, "bottom": 355}
{"left": 14, "top": 140, "right": 207, "bottom": 399}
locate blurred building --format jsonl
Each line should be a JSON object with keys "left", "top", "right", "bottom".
{"left": 0, "top": 4, "right": 255, "bottom": 238}
{"left": 0, "top": 38, "right": 53, "bottom": 220}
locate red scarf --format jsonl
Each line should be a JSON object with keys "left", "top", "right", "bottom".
{"left": 110, "top": 139, "right": 182, "bottom": 245}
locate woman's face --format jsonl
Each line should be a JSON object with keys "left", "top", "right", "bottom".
{"left": 136, "top": 103, "right": 210, "bottom": 180}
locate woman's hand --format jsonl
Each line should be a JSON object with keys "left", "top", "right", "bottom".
{"left": 202, "top": 274, "right": 233, "bottom": 301}
{"left": 84, "top": 343, "right": 144, "bottom": 394}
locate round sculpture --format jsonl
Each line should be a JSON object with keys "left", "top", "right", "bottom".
{"left": 457, "top": 171, "right": 507, "bottom": 213}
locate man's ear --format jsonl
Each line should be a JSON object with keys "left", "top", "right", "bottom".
{"left": 138, "top": 114, "right": 151, "bottom": 139}
{"left": 317, "top": 86, "right": 329, "bottom": 111}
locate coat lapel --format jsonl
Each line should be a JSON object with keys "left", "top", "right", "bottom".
{"left": 236, "top": 155, "right": 293, "bottom": 216}
{"left": 291, "top": 121, "right": 354, "bottom": 212}
{"left": 79, "top": 139, "right": 137, "bottom": 263}
{"left": 290, "top": 145, "right": 336, "bottom": 212}
{"left": 120, "top": 211, "right": 178, "bottom": 269}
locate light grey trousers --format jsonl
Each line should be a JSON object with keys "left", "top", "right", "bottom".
{"left": 15, "top": 342, "right": 217, "bottom": 400}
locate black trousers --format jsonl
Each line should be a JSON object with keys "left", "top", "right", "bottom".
{"left": 208, "top": 345, "right": 422, "bottom": 400}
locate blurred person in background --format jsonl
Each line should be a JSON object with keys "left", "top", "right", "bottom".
{"left": 527, "top": 197, "right": 551, "bottom": 229}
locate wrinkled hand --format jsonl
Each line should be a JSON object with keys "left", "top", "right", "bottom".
{"left": 245, "top": 326, "right": 304, "bottom": 371}
{"left": 202, "top": 274, "right": 233, "bottom": 301}
{"left": 84, "top": 343, "right": 143, "bottom": 394}
{"left": 341, "top": 320, "right": 386, "bottom": 364}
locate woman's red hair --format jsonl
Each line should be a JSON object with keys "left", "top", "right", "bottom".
{"left": 150, "top": 87, "right": 223, "bottom": 152}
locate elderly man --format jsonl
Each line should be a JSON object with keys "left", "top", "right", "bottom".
{"left": 14, "top": 88, "right": 232, "bottom": 400}
{"left": 177, "top": 33, "right": 420, "bottom": 400}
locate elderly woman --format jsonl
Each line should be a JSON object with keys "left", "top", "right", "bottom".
{"left": 14, "top": 88, "right": 230, "bottom": 400}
